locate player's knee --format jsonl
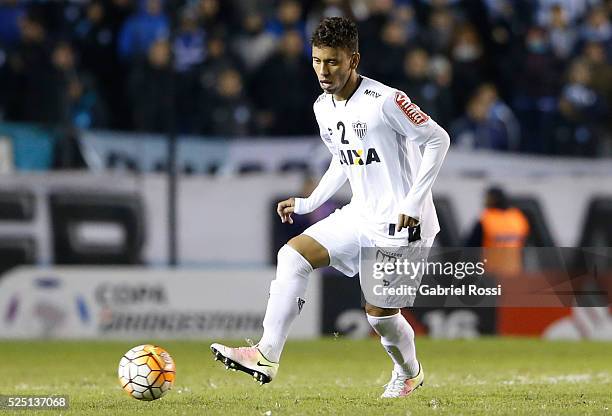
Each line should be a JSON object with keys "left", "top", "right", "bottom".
{"left": 365, "top": 303, "right": 399, "bottom": 317}
{"left": 276, "top": 244, "right": 313, "bottom": 280}
{"left": 287, "top": 235, "right": 330, "bottom": 268}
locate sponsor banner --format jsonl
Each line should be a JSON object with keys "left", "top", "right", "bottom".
{"left": 0, "top": 267, "right": 321, "bottom": 340}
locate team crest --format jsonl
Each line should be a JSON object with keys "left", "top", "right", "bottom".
{"left": 352, "top": 121, "right": 368, "bottom": 139}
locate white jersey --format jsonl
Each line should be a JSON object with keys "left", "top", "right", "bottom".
{"left": 294, "top": 75, "right": 450, "bottom": 239}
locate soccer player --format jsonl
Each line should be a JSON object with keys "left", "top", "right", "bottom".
{"left": 211, "top": 17, "right": 450, "bottom": 398}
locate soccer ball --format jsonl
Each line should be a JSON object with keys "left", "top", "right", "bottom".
{"left": 118, "top": 344, "right": 176, "bottom": 401}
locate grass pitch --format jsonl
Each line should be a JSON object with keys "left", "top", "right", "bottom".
{"left": 1, "top": 338, "right": 611, "bottom": 415}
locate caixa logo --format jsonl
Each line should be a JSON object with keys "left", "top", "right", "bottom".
{"left": 95, "top": 283, "right": 167, "bottom": 306}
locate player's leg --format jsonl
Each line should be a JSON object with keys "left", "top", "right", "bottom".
{"left": 257, "top": 234, "right": 329, "bottom": 362}
{"left": 364, "top": 236, "right": 435, "bottom": 397}
{"left": 365, "top": 304, "right": 420, "bottom": 376}
{"left": 211, "top": 234, "right": 329, "bottom": 384}
{"left": 365, "top": 303, "right": 424, "bottom": 398}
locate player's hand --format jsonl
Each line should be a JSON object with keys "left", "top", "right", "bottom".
{"left": 396, "top": 214, "right": 419, "bottom": 232}
{"left": 277, "top": 198, "right": 296, "bottom": 224}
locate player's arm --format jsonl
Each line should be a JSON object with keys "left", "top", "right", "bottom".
{"left": 277, "top": 114, "right": 347, "bottom": 224}
{"left": 294, "top": 155, "right": 347, "bottom": 215}
{"left": 381, "top": 91, "right": 450, "bottom": 231}
{"left": 277, "top": 155, "right": 347, "bottom": 224}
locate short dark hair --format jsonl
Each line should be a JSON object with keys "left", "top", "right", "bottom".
{"left": 486, "top": 186, "right": 509, "bottom": 209}
{"left": 311, "top": 17, "right": 359, "bottom": 53}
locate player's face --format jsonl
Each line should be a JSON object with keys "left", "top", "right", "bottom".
{"left": 312, "top": 46, "right": 357, "bottom": 94}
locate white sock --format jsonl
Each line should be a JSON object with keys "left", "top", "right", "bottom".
{"left": 258, "top": 245, "right": 312, "bottom": 362}
{"left": 367, "top": 312, "right": 419, "bottom": 377}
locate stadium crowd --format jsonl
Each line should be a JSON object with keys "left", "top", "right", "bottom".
{"left": 0, "top": 0, "right": 610, "bottom": 156}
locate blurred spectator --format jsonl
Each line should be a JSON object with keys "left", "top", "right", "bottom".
{"left": 536, "top": 0, "right": 594, "bottom": 26}
{"left": 580, "top": 41, "right": 612, "bottom": 110}
{"left": 174, "top": 7, "right": 206, "bottom": 73}
{"left": 358, "top": 0, "right": 393, "bottom": 62}
{"left": 306, "top": 0, "right": 356, "bottom": 38}
{"left": 0, "top": 0, "right": 25, "bottom": 48}
{"left": 173, "top": 6, "right": 206, "bottom": 133}
{"left": 250, "top": 30, "right": 317, "bottom": 135}
{"left": 195, "top": 0, "right": 236, "bottom": 36}
{"left": 451, "top": 87, "right": 510, "bottom": 150}
{"left": 478, "top": 83, "right": 521, "bottom": 151}
{"left": 396, "top": 48, "right": 454, "bottom": 128}
{"left": 546, "top": 4, "right": 578, "bottom": 60}
{"left": 395, "top": 2, "right": 420, "bottom": 40}
{"left": 265, "top": 0, "right": 307, "bottom": 46}
{"left": 201, "top": 68, "right": 252, "bottom": 136}
{"left": 232, "top": 13, "right": 277, "bottom": 71}
{"left": 421, "top": 7, "right": 455, "bottom": 55}
{"left": 47, "top": 42, "right": 106, "bottom": 128}
{"left": 397, "top": 48, "right": 431, "bottom": 104}
{"left": 6, "top": 13, "right": 50, "bottom": 122}
{"left": 369, "top": 19, "right": 410, "bottom": 83}
{"left": 118, "top": 0, "right": 169, "bottom": 61}
{"left": 487, "top": 1, "right": 531, "bottom": 100}
{"left": 580, "top": 6, "right": 612, "bottom": 44}
{"left": 0, "top": 42, "right": 7, "bottom": 119}
{"left": 128, "top": 39, "right": 173, "bottom": 132}
{"left": 106, "top": 0, "right": 135, "bottom": 33}
{"left": 74, "top": 1, "right": 122, "bottom": 127}
{"left": 42, "top": 40, "right": 78, "bottom": 125}
{"left": 450, "top": 24, "right": 489, "bottom": 112}
{"left": 11, "top": 40, "right": 105, "bottom": 129}
{"left": 68, "top": 75, "right": 108, "bottom": 130}
{"left": 555, "top": 59, "right": 608, "bottom": 156}
{"left": 429, "top": 55, "right": 456, "bottom": 127}
{"left": 74, "top": 1, "right": 115, "bottom": 87}
{"left": 199, "top": 35, "right": 242, "bottom": 99}
{"left": 512, "top": 26, "right": 563, "bottom": 153}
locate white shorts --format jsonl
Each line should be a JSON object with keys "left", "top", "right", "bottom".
{"left": 303, "top": 205, "right": 436, "bottom": 277}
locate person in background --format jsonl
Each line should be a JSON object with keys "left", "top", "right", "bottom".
{"left": 198, "top": 35, "right": 243, "bottom": 99}
{"left": 265, "top": 0, "right": 307, "bottom": 50}
{"left": 194, "top": 0, "right": 236, "bottom": 37}
{"left": 511, "top": 26, "right": 562, "bottom": 154}
{"left": 421, "top": 6, "right": 455, "bottom": 55}
{"left": 477, "top": 83, "right": 521, "bottom": 151}
{"left": 73, "top": 1, "right": 121, "bottom": 128}
{"left": 546, "top": 4, "right": 578, "bottom": 61}
{"left": 173, "top": 6, "right": 206, "bottom": 133}
{"left": 201, "top": 67, "right": 252, "bottom": 137}
{"left": 465, "top": 186, "right": 530, "bottom": 276}
{"left": 555, "top": 58, "right": 608, "bottom": 156}
{"left": 450, "top": 24, "right": 488, "bottom": 112}
{"left": 232, "top": 12, "right": 277, "bottom": 72}
{"left": 250, "top": 30, "right": 317, "bottom": 135}
{"left": 128, "top": 38, "right": 173, "bottom": 132}
{"left": 0, "top": 0, "right": 26, "bottom": 49}
{"left": 450, "top": 87, "right": 510, "bottom": 150}
{"left": 117, "top": 0, "right": 169, "bottom": 61}
{"left": 395, "top": 48, "right": 454, "bottom": 128}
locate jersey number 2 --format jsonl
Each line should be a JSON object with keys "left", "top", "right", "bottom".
{"left": 337, "top": 121, "right": 349, "bottom": 144}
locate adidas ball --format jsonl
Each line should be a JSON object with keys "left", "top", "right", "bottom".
{"left": 118, "top": 344, "right": 176, "bottom": 401}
